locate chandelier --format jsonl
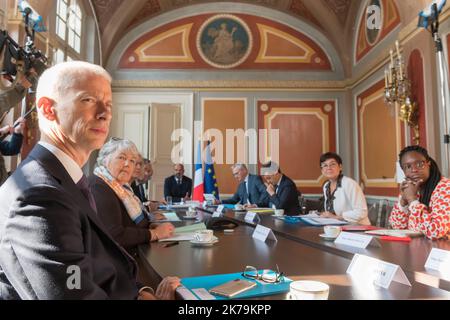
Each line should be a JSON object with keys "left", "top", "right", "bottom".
{"left": 384, "top": 41, "right": 419, "bottom": 144}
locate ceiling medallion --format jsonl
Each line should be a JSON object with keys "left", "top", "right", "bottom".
{"left": 197, "top": 14, "right": 253, "bottom": 69}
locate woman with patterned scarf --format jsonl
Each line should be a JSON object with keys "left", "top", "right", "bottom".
{"left": 89, "top": 138, "right": 174, "bottom": 256}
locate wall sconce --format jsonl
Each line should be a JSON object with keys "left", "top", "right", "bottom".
{"left": 384, "top": 41, "right": 419, "bottom": 144}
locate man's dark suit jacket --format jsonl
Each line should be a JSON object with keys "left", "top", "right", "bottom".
{"left": 89, "top": 175, "right": 150, "bottom": 257}
{"left": 221, "top": 174, "right": 269, "bottom": 207}
{"left": 0, "top": 145, "right": 139, "bottom": 299}
{"left": 268, "top": 175, "right": 301, "bottom": 216}
{"left": 163, "top": 175, "right": 192, "bottom": 202}
{"left": 130, "top": 180, "right": 148, "bottom": 203}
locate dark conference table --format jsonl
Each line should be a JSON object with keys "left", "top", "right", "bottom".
{"left": 223, "top": 210, "right": 450, "bottom": 291}
{"left": 138, "top": 209, "right": 450, "bottom": 300}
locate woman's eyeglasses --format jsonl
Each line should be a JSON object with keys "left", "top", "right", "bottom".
{"left": 242, "top": 265, "right": 284, "bottom": 284}
{"left": 320, "top": 162, "right": 339, "bottom": 169}
{"left": 402, "top": 160, "right": 428, "bottom": 172}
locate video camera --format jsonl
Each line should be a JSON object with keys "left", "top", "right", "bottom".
{"left": 417, "top": 0, "right": 446, "bottom": 29}
{"left": 0, "top": 0, "right": 48, "bottom": 115}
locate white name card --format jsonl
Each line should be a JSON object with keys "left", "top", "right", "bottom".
{"left": 245, "top": 212, "right": 259, "bottom": 223}
{"left": 216, "top": 205, "right": 225, "bottom": 213}
{"left": 212, "top": 211, "right": 222, "bottom": 218}
{"left": 252, "top": 224, "right": 277, "bottom": 242}
{"left": 335, "top": 231, "right": 380, "bottom": 249}
{"left": 425, "top": 248, "right": 450, "bottom": 277}
{"left": 347, "top": 254, "right": 411, "bottom": 289}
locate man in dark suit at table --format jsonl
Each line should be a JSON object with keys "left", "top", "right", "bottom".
{"left": 164, "top": 163, "right": 192, "bottom": 203}
{"left": 220, "top": 163, "right": 269, "bottom": 208}
{"left": 131, "top": 156, "right": 153, "bottom": 203}
{"left": 260, "top": 161, "right": 301, "bottom": 216}
{"left": 0, "top": 61, "right": 179, "bottom": 300}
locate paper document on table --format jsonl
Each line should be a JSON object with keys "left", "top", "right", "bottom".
{"left": 174, "top": 222, "right": 207, "bottom": 234}
{"left": 158, "top": 212, "right": 181, "bottom": 222}
{"left": 158, "top": 223, "right": 207, "bottom": 242}
{"left": 301, "top": 213, "right": 320, "bottom": 218}
{"left": 170, "top": 204, "right": 191, "bottom": 209}
{"left": 300, "top": 217, "right": 348, "bottom": 226}
{"left": 158, "top": 233, "right": 197, "bottom": 242}
{"left": 247, "top": 208, "right": 274, "bottom": 214}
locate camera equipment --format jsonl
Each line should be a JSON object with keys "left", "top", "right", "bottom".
{"left": 417, "top": 0, "right": 450, "bottom": 175}
{"left": 0, "top": 1, "right": 48, "bottom": 127}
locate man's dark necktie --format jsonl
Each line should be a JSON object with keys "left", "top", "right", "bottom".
{"left": 242, "top": 181, "right": 248, "bottom": 204}
{"left": 77, "top": 175, "right": 97, "bottom": 213}
{"left": 139, "top": 184, "right": 145, "bottom": 201}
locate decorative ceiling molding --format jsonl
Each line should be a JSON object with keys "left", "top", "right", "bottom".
{"left": 111, "top": 79, "right": 345, "bottom": 89}
{"left": 321, "top": 0, "right": 352, "bottom": 26}
{"left": 289, "top": 0, "right": 323, "bottom": 30}
{"left": 127, "top": 0, "right": 161, "bottom": 30}
{"left": 92, "top": 0, "right": 123, "bottom": 32}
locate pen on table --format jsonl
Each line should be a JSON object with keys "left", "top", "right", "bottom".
{"left": 164, "top": 241, "right": 179, "bottom": 248}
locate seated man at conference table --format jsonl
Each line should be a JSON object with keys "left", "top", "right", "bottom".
{"left": 219, "top": 163, "right": 269, "bottom": 208}
{"left": 260, "top": 161, "right": 301, "bottom": 216}
{"left": 130, "top": 154, "right": 147, "bottom": 202}
{"left": 163, "top": 163, "right": 192, "bottom": 203}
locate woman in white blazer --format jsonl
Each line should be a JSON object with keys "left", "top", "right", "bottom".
{"left": 319, "top": 152, "right": 371, "bottom": 225}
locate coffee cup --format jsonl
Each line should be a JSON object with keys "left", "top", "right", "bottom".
{"left": 324, "top": 225, "right": 342, "bottom": 238}
{"left": 287, "top": 280, "right": 329, "bottom": 300}
{"left": 274, "top": 209, "right": 284, "bottom": 216}
{"left": 193, "top": 229, "right": 213, "bottom": 242}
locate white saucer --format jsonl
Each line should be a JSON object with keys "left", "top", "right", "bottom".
{"left": 319, "top": 234, "right": 338, "bottom": 241}
{"left": 190, "top": 236, "right": 219, "bottom": 246}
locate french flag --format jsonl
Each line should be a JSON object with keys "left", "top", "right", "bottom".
{"left": 192, "top": 140, "right": 204, "bottom": 202}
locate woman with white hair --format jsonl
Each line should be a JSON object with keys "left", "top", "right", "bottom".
{"left": 89, "top": 137, "right": 174, "bottom": 256}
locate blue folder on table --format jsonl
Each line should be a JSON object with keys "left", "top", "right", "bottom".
{"left": 180, "top": 270, "right": 292, "bottom": 300}
{"left": 274, "top": 215, "right": 348, "bottom": 226}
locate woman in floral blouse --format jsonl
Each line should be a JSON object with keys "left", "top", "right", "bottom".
{"left": 389, "top": 146, "right": 450, "bottom": 240}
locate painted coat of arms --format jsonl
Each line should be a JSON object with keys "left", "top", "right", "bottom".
{"left": 197, "top": 14, "right": 252, "bottom": 68}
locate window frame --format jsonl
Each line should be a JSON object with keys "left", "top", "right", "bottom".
{"left": 53, "top": 0, "right": 85, "bottom": 63}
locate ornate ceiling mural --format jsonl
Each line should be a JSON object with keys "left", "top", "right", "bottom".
{"left": 355, "top": 0, "right": 400, "bottom": 64}
{"left": 127, "top": 0, "right": 161, "bottom": 29}
{"left": 91, "top": 0, "right": 124, "bottom": 32}
{"left": 289, "top": 0, "right": 323, "bottom": 30}
{"left": 118, "top": 13, "right": 332, "bottom": 70}
{"left": 322, "top": 0, "right": 352, "bottom": 26}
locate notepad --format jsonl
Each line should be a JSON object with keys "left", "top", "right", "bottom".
{"left": 158, "top": 223, "right": 207, "bottom": 242}
{"left": 175, "top": 222, "right": 207, "bottom": 234}
{"left": 300, "top": 217, "right": 348, "bottom": 226}
{"left": 158, "top": 212, "right": 181, "bottom": 222}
